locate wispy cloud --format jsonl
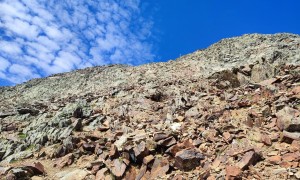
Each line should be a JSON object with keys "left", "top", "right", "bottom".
{"left": 0, "top": 0, "right": 155, "bottom": 84}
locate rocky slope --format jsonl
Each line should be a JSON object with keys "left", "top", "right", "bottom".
{"left": 0, "top": 33, "right": 300, "bottom": 180}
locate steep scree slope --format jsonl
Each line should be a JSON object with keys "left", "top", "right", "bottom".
{"left": 0, "top": 33, "right": 300, "bottom": 179}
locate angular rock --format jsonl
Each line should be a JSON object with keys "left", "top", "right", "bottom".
{"left": 73, "top": 107, "right": 83, "bottom": 118}
{"left": 236, "top": 151, "right": 261, "bottom": 170}
{"left": 95, "top": 168, "right": 109, "bottom": 180}
{"left": 55, "top": 153, "right": 74, "bottom": 168}
{"left": 0, "top": 166, "right": 12, "bottom": 175}
{"left": 82, "top": 143, "right": 95, "bottom": 152}
{"left": 174, "top": 148, "right": 204, "bottom": 171}
{"left": 150, "top": 157, "right": 169, "bottom": 179}
{"left": 17, "top": 107, "right": 39, "bottom": 115}
{"left": 226, "top": 166, "right": 241, "bottom": 180}
{"left": 157, "top": 136, "right": 177, "bottom": 147}
{"left": 283, "top": 131, "right": 300, "bottom": 141}
{"left": 276, "top": 106, "right": 300, "bottom": 132}
{"left": 251, "top": 62, "right": 274, "bottom": 83}
{"left": 133, "top": 141, "right": 149, "bottom": 162}
{"left": 282, "top": 152, "right": 300, "bottom": 162}
{"left": 268, "top": 155, "right": 281, "bottom": 164}
{"left": 111, "top": 159, "right": 127, "bottom": 178}
{"left": 261, "top": 134, "right": 272, "bottom": 146}
{"left": 295, "top": 171, "right": 300, "bottom": 179}
{"left": 109, "top": 145, "right": 119, "bottom": 159}
{"left": 153, "top": 133, "right": 169, "bottom": 142}
{"left": 143, "top": 155, "right": 155, "bottom": 165}
{"left": 114, "top": 135, "right": 127, "bottom": 150}
{"left": 23, "top": 162, "right": 45, "bottom": 175}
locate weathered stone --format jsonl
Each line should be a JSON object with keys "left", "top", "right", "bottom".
{"left": 55, "top": 169, "right": 89, "bottom": 180}
{"left": 261, "top": 134, "right": 272, "bottom": 146}
{"left": 124, "top": 166, "right": 137, "bottom": 180}
{"left": 82, "top": 143, "right": 95, "bottom": 152}
{"left": 17, "top": 107, "right": 39, "bottom": 115}
{"left": 23, "top": 162, "right": 45, "bottom": 175}
{"left": 276, "top": 106, "right": 300, "bottom": 132}
{"left": 157, "top": 136, "right": 177, "bottom": 147}
{"left": 268, "top": 155, "right": 281, "bottom": 164}
{"left": 136, "top": 165, "right": 147, "bottom": 180}
{"left": 251, "top": 62, "right": 274, "bottom": 83}
{"left": 236, "top": 151, "right": 261, "bottom": 170}
{"left": 143, "top": 155, "right": 154, "bottom": 165}
{"left": 95, "top": 168, "right": 109, "bottom": 180}
{"left": 150, "top": 157, "right": 169, "bottom": 179}
{"left": 223, "top": 131, "right": 232, "bottom": 142}
{"left": 111, "top": 159, "right": 127, "bottom": 178}
{"left": 133, "top": 141, "right": 149, "bottom": 162}
{"left": 73, "top": 119, "right": 82, "bottom": 131}
{"left": 225, "top": 166, "right": 241, "bottom": 180}
{"left": 114, "top": 135, "right": 127, "bottom": 150}
{"left": 295, "top": 171, "right": 300, "bottom": 179}
{"left": 283, "top": 131, "right": 300, "bottom": 141}
{"left": 55, "top": 153, "right": 74, "bottom": 168}
{"left": 153, "top": 133, "right": 169, "bottom": 142}
{"left": 73, "top": 107, "right": 83, "bottom": 118}
{"left": 109, "top": 145, "right": 119, "bottom": 159}
{"left": 8, "top": 168, "right": 30, "bottom": 178}
{"left": 0, "top": 166, "right": 12, "bottom": 175}
{"left": 282, "top": 152, "right": 300, "bottom": 162}
{"left": 174, "top": 149, "right": 204, "bottom": 171}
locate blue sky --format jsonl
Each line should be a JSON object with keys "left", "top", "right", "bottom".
{"left": 0, "top": 0, "right": 300, "bottom": 86}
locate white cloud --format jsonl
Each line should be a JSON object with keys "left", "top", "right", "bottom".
{"left": 0, "top": 57, "right": 11, "bottom": 71}
{"left": 0, "top": 0, "right": 155, "bottom": 84}
{"left": 0, "top": 41, "right": 22, "bottom": 55}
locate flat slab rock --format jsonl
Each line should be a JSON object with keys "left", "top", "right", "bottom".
{"left": 55, "top": 169, "right": 89, "bottom": 180}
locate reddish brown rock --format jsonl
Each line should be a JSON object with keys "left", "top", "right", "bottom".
{"left": 150, "top": 157, "right": 169, "bottom": 179}
{"left": 174, "top": 149, "right": 204, "bottom": 171}
{"left": 226, "top": 166, "right": 241, "bottom": 180}
{"left": 124, "top": 166, "right": 137, "bottom": 180}
{"left": 261, "top": 134, "right": 272, "bottom": 146}
{"left": 268, "top": 155, "right": 281, "bottom": 164}
{"left": 236, "top": 151, "right": 261, "bottom": 170}
{"left": 279, "top": 161, "right": 298, "bottom": 168}
{"left": 291, "top": 140, "right": 300, "bottom": 151}
{"left": 55, "top": 153, "right": 74, "bottom": 168}
{"left": 282, "top": 152, "right": 300, "bottom": 162}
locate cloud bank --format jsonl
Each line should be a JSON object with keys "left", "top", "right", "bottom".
{"left": 0, "top": 0, "right": 155, "bottom": 84}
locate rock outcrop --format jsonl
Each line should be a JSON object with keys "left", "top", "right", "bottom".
{"left": 0, "top": 33, "right": 300, "bottom": 179}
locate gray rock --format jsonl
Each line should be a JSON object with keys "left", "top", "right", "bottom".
{"left": 251, "top": 62, "right": 275, "bottom": 83}
{"left": 276, "top": 106, "right": 300, "bottom": 132}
